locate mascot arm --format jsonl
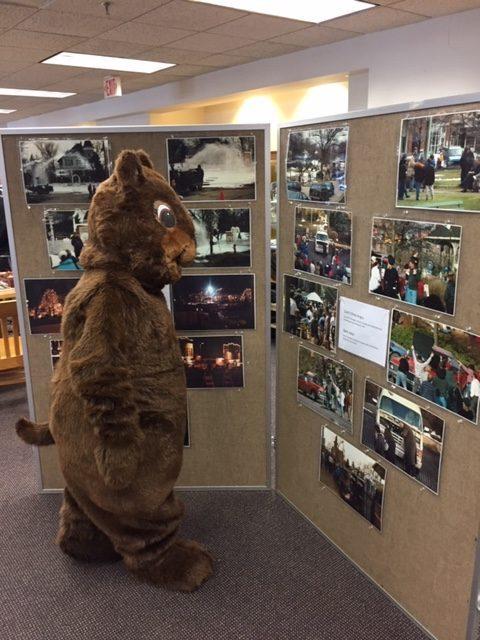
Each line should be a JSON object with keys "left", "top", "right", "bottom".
{"left": 68, "top": 286, "right": 144, "bottom": 490}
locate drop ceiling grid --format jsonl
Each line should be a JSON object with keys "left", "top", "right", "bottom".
{"left": 0, "top": 0, "right": 477, "bottom": 121}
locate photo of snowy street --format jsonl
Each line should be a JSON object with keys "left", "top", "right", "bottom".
{"left": 189, "top": 208, "right": 251, "bottom": 268}
{"left": 167, "top": 136, "right": 256, "bottom": 201}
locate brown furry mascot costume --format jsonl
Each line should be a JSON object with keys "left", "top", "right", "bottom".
{"left": 16, "top": 149, "right": 213, "bottom": 591}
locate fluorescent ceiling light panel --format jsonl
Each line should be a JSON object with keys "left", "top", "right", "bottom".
{"left": 190, "top": 0, "right": 375, "bottom": 23}
{"left": 0, "top": 108, "right": 16, "bottom": 114}
{"left": 42, "top": 52, "right": 175, "bottom": 74}
{"left": 0, "top": 88, "right": 74, "bottom": 98}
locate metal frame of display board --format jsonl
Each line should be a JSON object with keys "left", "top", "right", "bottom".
{"left": 276, "top": 91, "right": 480, "bottom": 640}
{"left": 0, "top": 122, "right": 272, "bottom": 494}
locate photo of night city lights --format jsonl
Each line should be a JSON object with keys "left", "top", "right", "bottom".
{"left": 179, "top": 335, "right": 244, "bottom": 388}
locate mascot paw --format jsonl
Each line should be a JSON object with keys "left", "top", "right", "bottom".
{"left": 94, "top": 443, "right": 140, "bottom": 490}
{"left": 137, "top": 539, "right": 213, "bottom": 592}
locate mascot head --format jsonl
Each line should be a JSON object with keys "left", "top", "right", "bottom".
{"left": 80, "top": 149, "right": 196, "bottom": 292}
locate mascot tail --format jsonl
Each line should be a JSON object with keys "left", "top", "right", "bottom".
{"left": 16, "top": 418, "right": 55, "bottom": 446}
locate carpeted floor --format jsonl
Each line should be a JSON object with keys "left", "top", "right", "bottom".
{"left": 0, "top": 386, "right": 431, "bottom": 640}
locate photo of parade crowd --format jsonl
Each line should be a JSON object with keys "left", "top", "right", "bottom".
{"left": 50, "top": 339, "right": 63, "bottom": 369}
{"left": 179, "top": 335, "right": 244, "bottom": 389}
{"left": 294, "top": 207, "right": 352, "bottom": 284}
{"left": 369, "top": 217, "right": 461, "bottom": 315}
{"left": 167, "top": 136, "right": 256, "bottom": 201}
{"left": 20, "top": 138, "right": 110, "bottom": 205}
{"left": 297, "top": 344, "right": 353, "bottom": 432}
{"left": 25, "top": 277, "right": 78, "bottom": 334}
{"left": 362, "top": 380, "right": 444, "bottom": 493}
{"left": 284, "top": 275, "right": 338, "bottom": 352}
{"left": 286, "top": 126, "right": 348, "bottom": 203}
{"left": 172, "top": 274, "right": 255, "bottom": 331}
{"left": 397, "top": 110, "right": 480, "bottom": 212}
{"left": 188, "top": 208, "right": 251, "bottom": 268}
{"left": 44, "top": 208, "right": 88, "bottom": 271}
{"left": 389, "top": 310, "right": 480, "bottom": 424}
{"left": 320, "top": 426, "right": 386, "bottom": 531}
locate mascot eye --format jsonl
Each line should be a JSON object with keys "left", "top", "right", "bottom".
{"left": 155, "top": 203, "right": 176, "bottom": 228}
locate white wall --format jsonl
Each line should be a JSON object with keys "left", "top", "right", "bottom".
{"left": 6, "top": 7, "right": 480, "bottom": 128}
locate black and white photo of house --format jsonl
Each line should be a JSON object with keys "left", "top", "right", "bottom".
{"left": 44, "top": 208, "right": 88, "bottom": 270}
{"left": 50, "top": 339, "right": 63, "bottom": 369}
{"left": 172, "top": 274, "right": 255, "bottom": 331}
{"left": 179, "top": 335, "right": 244, "bottom": 389}
{"left": 167, "top": 136, "right": 256, "bottom": 201}
{"left": 20, "top": 138, "right": 110, "bottom": 204}
{"left": 287, "top": 126, "right": 348, "bottom": 203}
{"left": 188, "top": 208, "right": 251, "bottom": 268}
{"left": 320, "top": 426, "right": 386, "bottom": 531}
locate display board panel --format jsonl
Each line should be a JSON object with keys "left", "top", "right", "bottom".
{"left": 277, "top": 100, "right": 480, "bottom": 640}
{"left": 0, "top": 125, "right": 270, "bottom": 491}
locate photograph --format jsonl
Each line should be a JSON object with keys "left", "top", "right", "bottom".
{"left": 188, "top": 208, "right": 251, "bottom": 268}
{"left": 295, "top": 206, "right": 352, "bottom": 283}
{"left": 369, "top": 217, "right": 461, "bottom": 315}
{"left": 44, "top": 208, "right": 88, "bottom": 271}
{"left": 283, "top": 275, "right": 338, "bottom": 351}
{"left": 286, "top": 126, "right": 348, "bottom": 203}
{"left": 388, "top": 309, "right": 480, "bottom": 424}
{"left": 362, "top": 380, "right": 444, "bottom": 494}
{"left": 320, "top": 426, "right": 386, "bottom": 531}
{"left": 50, "top": 339, "right": 63, "bottom": 369}
{"left": 172, "top": 274, "right": 255, "bottom": 331}
{"left": 167, "top": 136, "right": 256, "bottom": 201}
{"left": 397, "top": 110, "right": 480, "bottom": 212}
{"left": 179, "top": 335, "right": 244, "bottom": 389}
{"left": 297, "top": 344, "right": 353, "bottom": 432}
{"left": 20, "top": 138, "right": 110, "bottom": 205}
{"left": 25, "top": 277, "right": 78, "bottom": 335}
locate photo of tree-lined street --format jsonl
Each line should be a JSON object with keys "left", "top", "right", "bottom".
{"left": 397, "top": 110, "right": 480, "bottom": 212}
{"left": 295, "top": 206, "right": 351, "bottom": 283}
{"left": 362, "top": 380, "right": 444, "bottom": 493}
{"left": 369, "top": 217, "right": 461, "bottom": 315}
{"left": 286, "top": 126, "right": 348, "bottom": 203}
{"left": 297, "top": 344, "right": 353, "bottom": 432}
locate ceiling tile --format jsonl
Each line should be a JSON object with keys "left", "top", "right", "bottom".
{"left": 43, "top": 71, "right": 112, "bottom": 93}
{"left": 271, "top": 25, "right": 360, "bottom": 47}
{"left": 0, "top": 60, "right": 36, "bottom": 79}
{"left": 136, "top": 47, "right": 210, "bottom": 64}
{"left": 227, "top": 40, "right": 302, "bottom": 59}
{"left": 15, "top": 9, "right": 122, "bottom": 37}
{"left": 44, "top": 0, "right": 170, "bottom": 21}
{"left": 390, "top": 0, "right": 480, "bottom": 16}
{"left": 69, "top": 38, "right": 148, "bottom": 57}
{"left": 197, "top": 52, "right": 254, "bottom": 67}
{"left": 172, "top": 31, "right": 254, "bottom": 53}
{"left": 208, "top": 14, "right": 309, "bottom": 39}
{"left": 321, "top": 6, "right": 427, "bottom": 33}
{"left": 0, "top": 45, "right": 58, "bottom": 63}
{"left": 100, "top": 21, "right": 194, "bottom": 46}
{"left": 0, "top": 29, "right": 83, "bottom": 52}
{"left": 155, "top": 63, "right": 214, "bottom": 76}
{"left": 135, "top": 0, "right": 247, "bottom": 30}
{"left": 0, "top": 64, "right": 83, "bottom": 89}
{"left": 0, "top": 4, "right": 37, "bottom": 32}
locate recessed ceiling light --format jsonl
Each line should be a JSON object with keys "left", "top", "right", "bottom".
{"left": 0, "top": 88, "right": 75, "bottom": 98}
{"left": 0, "top": 108, "right": 16, "bottom": 114}
{"left": 42, "top": 52, "right": 176, "bottom": 74}
{"left": 190, "top": 0, "right": 375, "bottom": 23}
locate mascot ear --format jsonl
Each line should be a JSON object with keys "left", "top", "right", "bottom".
{"left": 136, "top": 149, "right": 154, "bottom": 169}
{"left": 115, "top": 150, "right": 145, "bottom": 187}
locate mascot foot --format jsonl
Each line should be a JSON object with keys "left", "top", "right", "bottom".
{"left": 133, "top": 539, "right": 213, "bottom": 592}
{"left": 57, "top": 489, "right": 120, "bottom": 563}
